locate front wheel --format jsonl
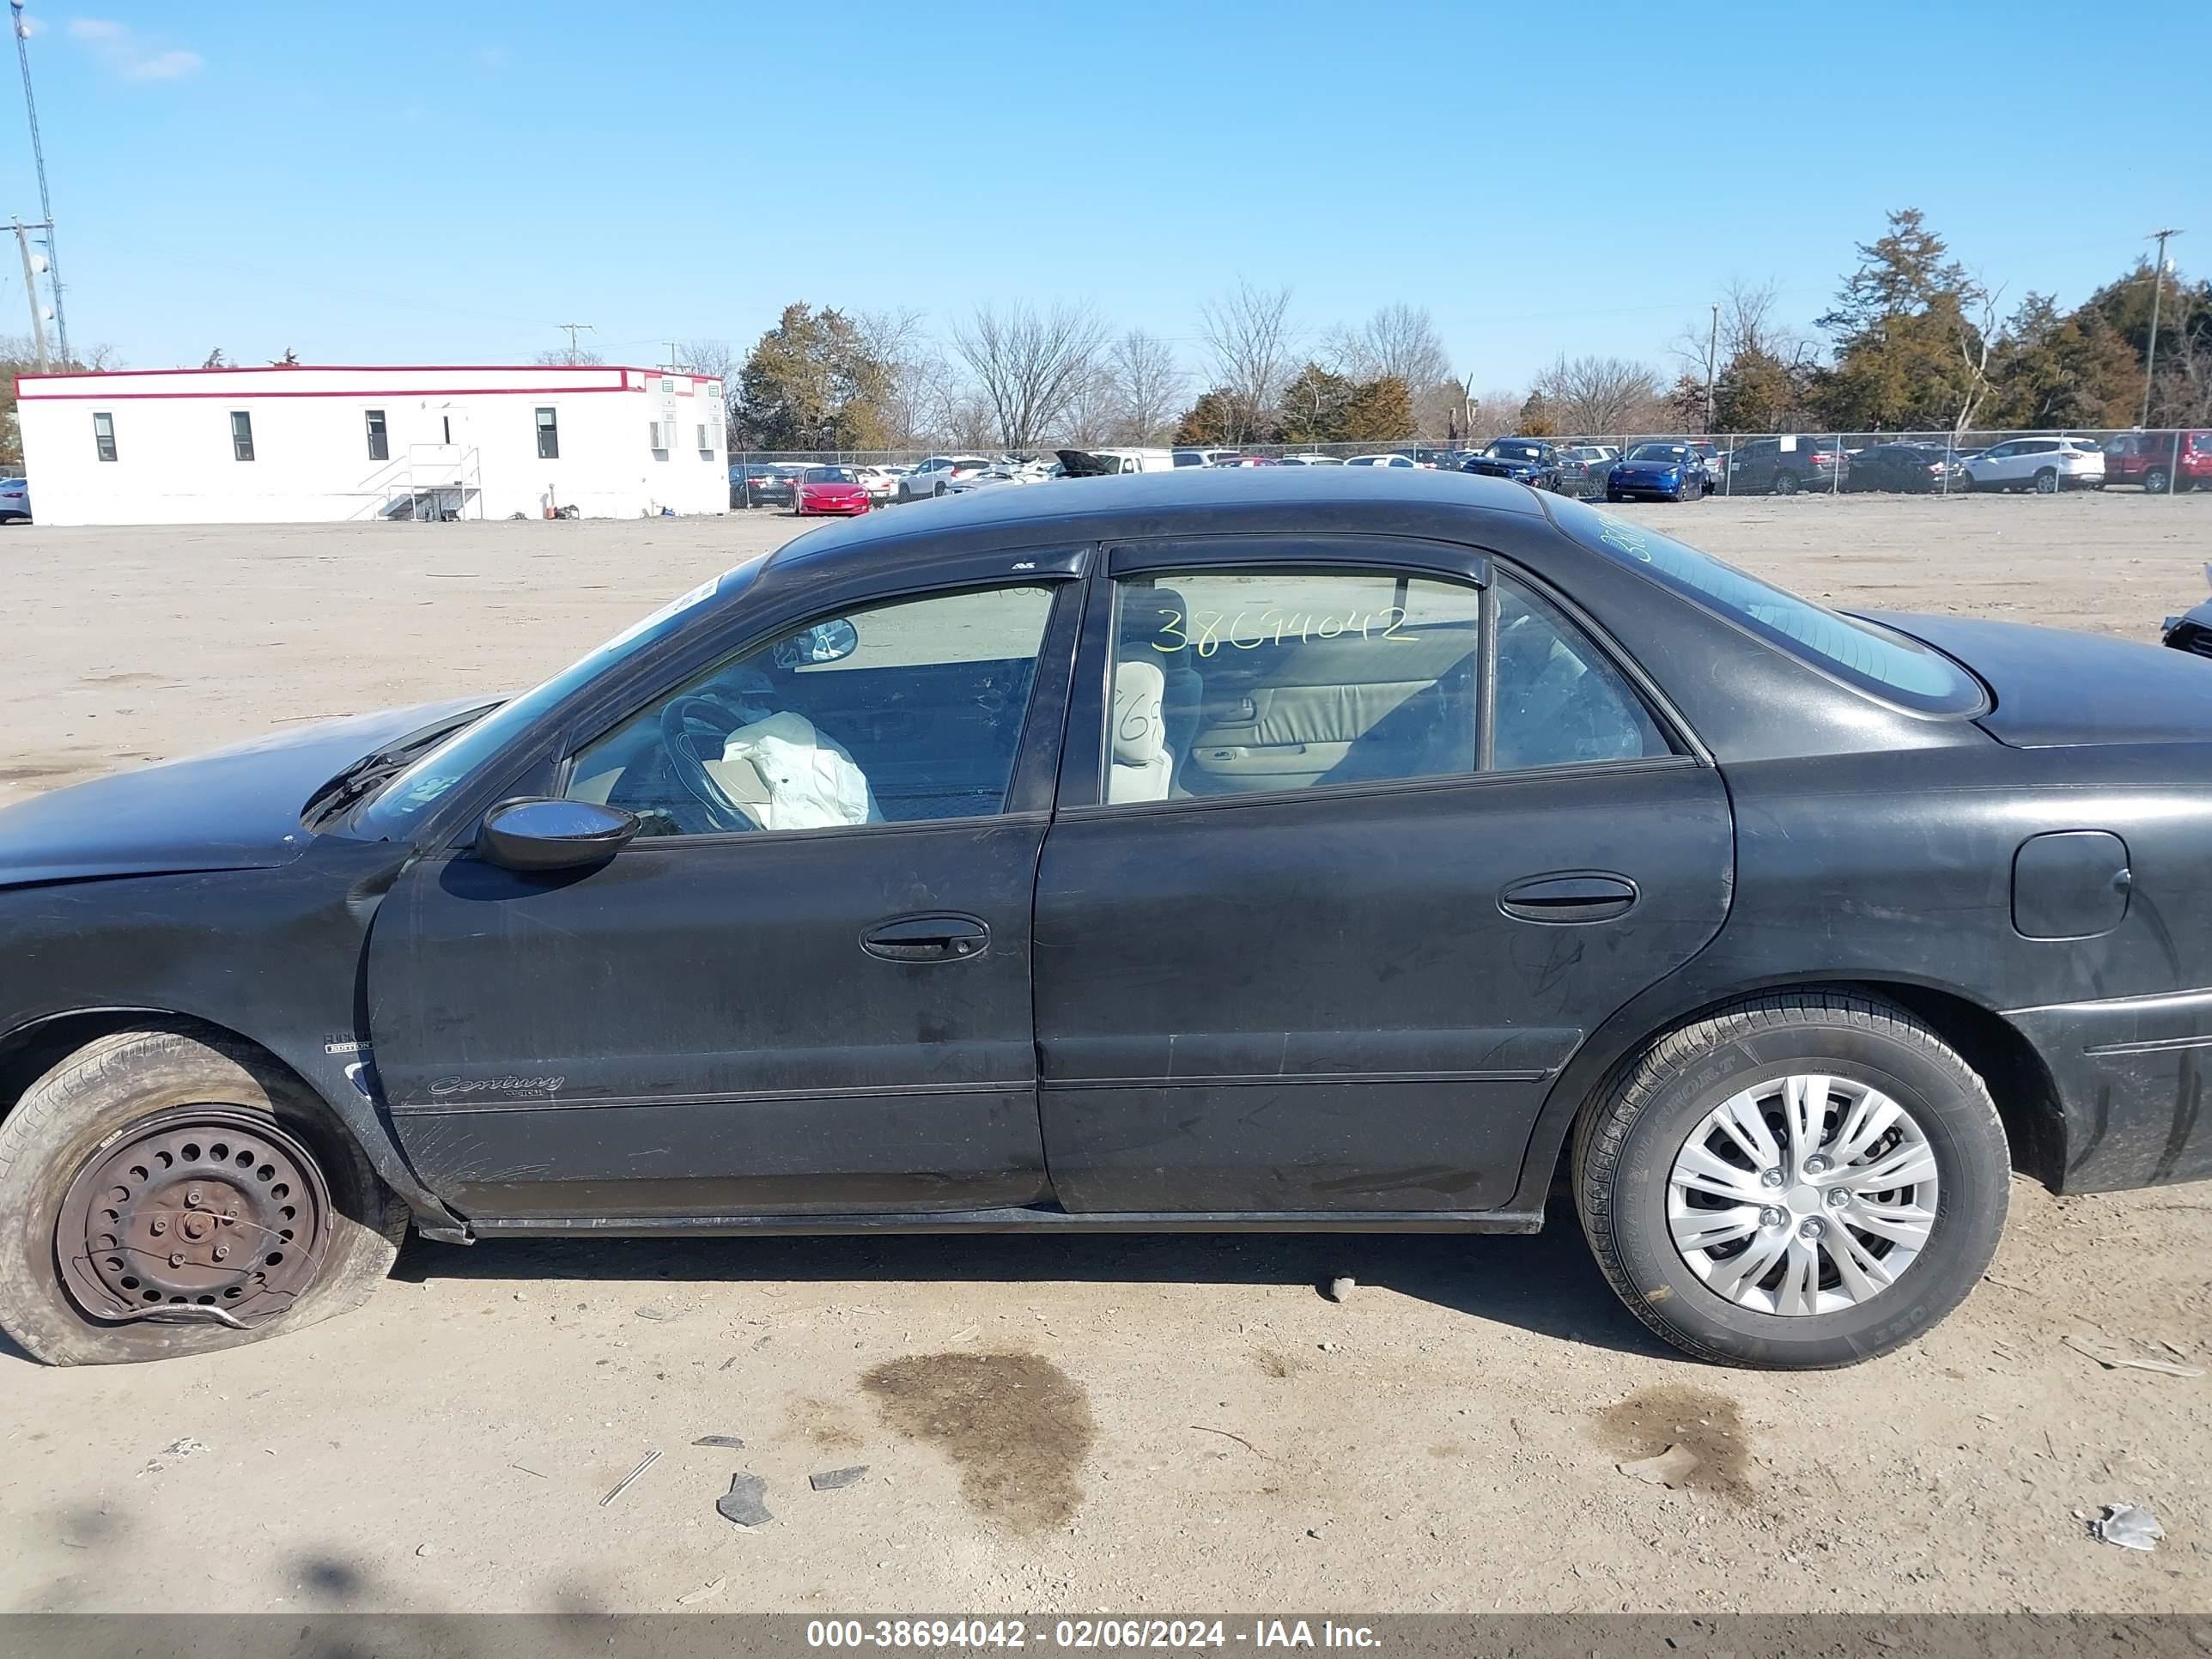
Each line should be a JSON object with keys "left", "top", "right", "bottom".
{"left": 0, "top": 1028, "right": 405, "bottom": 1365}
{"left": 1574, "top": 992, "right": 2008, "bottom": 1369}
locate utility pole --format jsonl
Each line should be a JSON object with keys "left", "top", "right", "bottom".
{"left": 2142, "top": 228, "right": 2182, "bottom": 428}
{"left": 13, "top": 216, "right": 48, "bottom": 368}
{"left": 1703, "top": 302, "right": 1719, "bottom": 434}
{"left": 554, "top": 321, "right": 594, "bottom": 363}
{"left": 9, "top": 0, "right": 67, "bottom": 367}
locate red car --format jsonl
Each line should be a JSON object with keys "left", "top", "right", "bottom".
{"left": 793, "top": 465, "right": 872, "bottom": 516}
{"left": 2105, "top": 431, "right": 2212, "bottom": 494}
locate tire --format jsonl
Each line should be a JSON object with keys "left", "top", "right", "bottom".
{"left": 2143, "top": 466, "right": 2171, "bottom": 494}
{"left": 896, "top": 483, "right": 911, "bottom": 504}
{"left": 1605, "top": 490, "right": 1623, "bottom": 503}
{"left": 2033, "top": 467, "right": 2058, "bottom": 495}
{"left": 933, "top": 482, "right": 947, "bottom": 498}
{"left": 1772, "top": 471, "right": 1798, "bottom": 496}
{"left": 0, "top": 1027, "right": 404, "bottom": 1366}
{"left": 1573, "top": 991, "right": 2009, "bottom": 1369}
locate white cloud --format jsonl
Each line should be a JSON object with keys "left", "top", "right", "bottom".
{"left": 66, "top": 16, "right": 203, "bottom": 81}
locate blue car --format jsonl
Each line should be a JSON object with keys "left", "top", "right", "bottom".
{"left": 1606, "top": 442, "right": 1711, "bottom": 503}
{"left": 1460, "top": 437, "right": 1562, "bottom": 491}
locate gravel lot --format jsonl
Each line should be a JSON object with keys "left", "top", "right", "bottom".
{"left": 3, "top": 491, "right": 2210, "bottom": 1616}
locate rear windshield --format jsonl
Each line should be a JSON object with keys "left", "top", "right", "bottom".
{"left": 1551, "top": 496, "right": 1986, "bottom": 715}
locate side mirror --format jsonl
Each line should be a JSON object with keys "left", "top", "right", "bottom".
{"left": 773, "top": 617, "right": 859, "bottom": 670}
{"left": 476, "top": 798, "right": 638, "bottom": 872}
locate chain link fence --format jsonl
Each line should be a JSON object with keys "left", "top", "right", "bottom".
{"left": 724, "top": 428, "right": 2211, "bottom": 507}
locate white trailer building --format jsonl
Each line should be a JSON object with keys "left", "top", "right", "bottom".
{"left": 15, "top": 362, "right": 728, "bottom": 526}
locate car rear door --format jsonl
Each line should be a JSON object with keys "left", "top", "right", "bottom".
{"left": 368, "top": 570, "right": 1084, "bottom": 1224}
{"left": 1030, "top": 538, "right": 1734, "bottom": 1216}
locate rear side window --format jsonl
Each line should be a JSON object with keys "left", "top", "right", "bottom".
{"left": 1108, "top": 568, "right": 1482, "bottom": 802}
{"left": 1552, "top": 495, "right": 1985, "bottom": 715}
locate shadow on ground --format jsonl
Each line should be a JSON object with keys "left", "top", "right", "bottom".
{"left": 389, "top": 1204, "right": 1673, "bottom": 1360}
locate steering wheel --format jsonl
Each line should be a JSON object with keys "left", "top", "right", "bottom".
{"left": 659, "top": 693, "right": 758, "bottom": 832}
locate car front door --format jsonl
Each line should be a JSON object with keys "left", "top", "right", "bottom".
{"left": 368, "top": 575, "right": 1081, "bottom": 1223}
{"left": 1030, "top": 540, "right": 1734, "bottom": 1216}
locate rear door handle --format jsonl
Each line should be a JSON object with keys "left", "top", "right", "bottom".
{"left": 860, "top": 914, "right": 989, "bottom": 963}
{"left": 1499, "top": 872, "right": 1638, "bottom": 923}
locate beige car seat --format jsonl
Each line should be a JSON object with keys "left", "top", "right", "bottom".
{"left": 1108, "top": 659, "right": 1172, "bottom": 804}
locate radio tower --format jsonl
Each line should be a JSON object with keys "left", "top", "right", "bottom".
{"left": 10, "top": 0, "right": 70, "bottom": 367}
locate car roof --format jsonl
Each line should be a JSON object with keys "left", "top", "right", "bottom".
{"left": 766, "top": 465, "right": 1545, "bottom": 583}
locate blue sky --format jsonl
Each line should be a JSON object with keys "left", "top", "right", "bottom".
{"left": 4, "top": 0, "right": 2207, "bottom": 387}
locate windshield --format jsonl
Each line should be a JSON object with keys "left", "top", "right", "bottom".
{"left": 805, "top": 466, "right": 856, "bottom": 483}
{"left": 1626, "top": 444, "right": 1691, "bottom": 462}
{"left": 1487, "top": 441, "right": 1542, "bottom": 460}
{"left": 349, "top": 560, "right": 764, "bottom": 839}
{"left": 1553, "top": 496, "right": 1985, "bottom": 715}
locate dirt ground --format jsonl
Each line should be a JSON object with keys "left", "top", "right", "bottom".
{"left": 2, "top": 492, "right": 2210, "bottom": 1617}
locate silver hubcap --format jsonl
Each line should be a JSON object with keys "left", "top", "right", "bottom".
{"left": 1666, "top": 1073, "right": 1940, "bottom": 1316}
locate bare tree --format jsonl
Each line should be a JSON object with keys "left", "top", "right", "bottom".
{"left": 1328, "top": 303, "right": 1451, "bottom": 393}
{"left": 854, "top": 308, "right": 941, "bottom": 448}
{"left": 1196, "top": 280, "right": 1294, "bottom": 441}
{"left": 1530, "top": 354, "right": 1665, "bottom": 436}
{"left": 1101, "top": 327, "right": 1185, "bottom": 444}
{"left": 1060, "top": 364, "right": 1120, "bottom": 448}
{"left": 1953, "top": 280, "right": 2004, "bottom": 437}
{"left": 951, "top": 301, "right": 1109, "bottom": 451}
{"left": 675, "top": 338, "right": 740, "bottom": 437}
{"left": 534, "top": 343, "right": 604, "bottom": 367}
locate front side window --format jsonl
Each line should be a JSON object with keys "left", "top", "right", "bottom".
{"left": 1553, "top": 495, "right": 1985, "bottom": 714}
{"left": 365, "top": 409, "right": 389, "bottom": 461}
{"left": 230, "top": 411, "right": 255, "bottom": 461}
{"left": 535, "top": 406, "right": 559, "bottom": 459}
{"left": 92, "top": 410, "right": 117, "bottom": 462}
{"left": 1107, "top": 568, "right": 1481, "bottom": 803}
{"left": 568, "top": 584, "right": 1058, "bottom": 836}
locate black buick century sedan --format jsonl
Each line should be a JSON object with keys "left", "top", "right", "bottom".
{"left": 3, "top": 469, "right": 2209, "bottom": 1370}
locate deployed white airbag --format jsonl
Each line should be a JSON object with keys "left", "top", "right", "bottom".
{"left": 715, "top": 711, "right": 878, "bottom": 830}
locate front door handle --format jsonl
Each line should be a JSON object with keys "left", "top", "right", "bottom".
{"left": 860, "top": 914, "right": 989, "bottom": 963}
{"left": 1499, "top": 872, "right": 1638, "bottom": 924}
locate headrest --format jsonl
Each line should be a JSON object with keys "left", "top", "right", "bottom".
{"left": 1111, "top": 659, "right": 1166, "bottom": 765}
{"left": 1117, "top": 585, "right": 1188, "bottom": 652}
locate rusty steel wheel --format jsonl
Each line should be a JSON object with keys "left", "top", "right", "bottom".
{"left": 56, "top": 1104, "right": 332, "bottom": 1326}
{"left": 0, "top": 1025, "right": 405, "bottom": 1364}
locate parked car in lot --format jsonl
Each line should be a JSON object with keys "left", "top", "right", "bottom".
{"left": 7, "top": 470, "right": 2212, "bottom": 1370}
{"left": 1842, "top": 443, "right": 1966, "bottom": 495}
{"left": 1462, "top": 438, "right": 1563, "bottom": 491}
{"left": 793, "top": 465, "right": 872, "bottom": 517}
{"left": 733, "top": 463, "right": 805, "bottom": 509}
{"left": 1054, "top": 447, "right": 1176, "bottom": 476}
{"left": 850, "top": 465, "right": 901, "bottom": 505}
{"left": 2106, "top": 430, "right": 2212, "bottom": 494}
{"left": 1274, "top": 453, "right": 1345, "bottom": 466}
{"left": 1207, "top": 455, "right": 1280, "bottom": 467}
{"left": 0, "top": 476, "right": 28, "bottom": 522}
{"left": 1172, "top": 448, "right": 1241, "bottom": 468}
{"left": 1728, "top": 436, "right": 1849, "bottom": 495}
{"left": 1345, "top": 453, "right": 1419, "bottom": 468}
{"left": 897, "top": 456, "right": 995, "bottom": 501}
{"left": 1606, "top": 441, "right": 1711, "bottom": 502}
{"left": 1555, "top": 446, "right": 1616, "bottom": 497}
{"left": 1960, "top": 437, "right": 2106, "bottom": 494}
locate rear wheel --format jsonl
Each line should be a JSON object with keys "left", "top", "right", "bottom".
{"left": 0, "top": 1029, "right": 404, "bottom": 1366}
{"left": 2033, "top": 467, "right": 2059, "bottom": 495}
{"left": 1574, "top": 992, "right": 2008, "bottom": 1368}
{"left": 1772, "top": 471, "right": 1798, "bottom": 496}
{"left": 2144, "top": 466, "right": 2172, "bottom": 494}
